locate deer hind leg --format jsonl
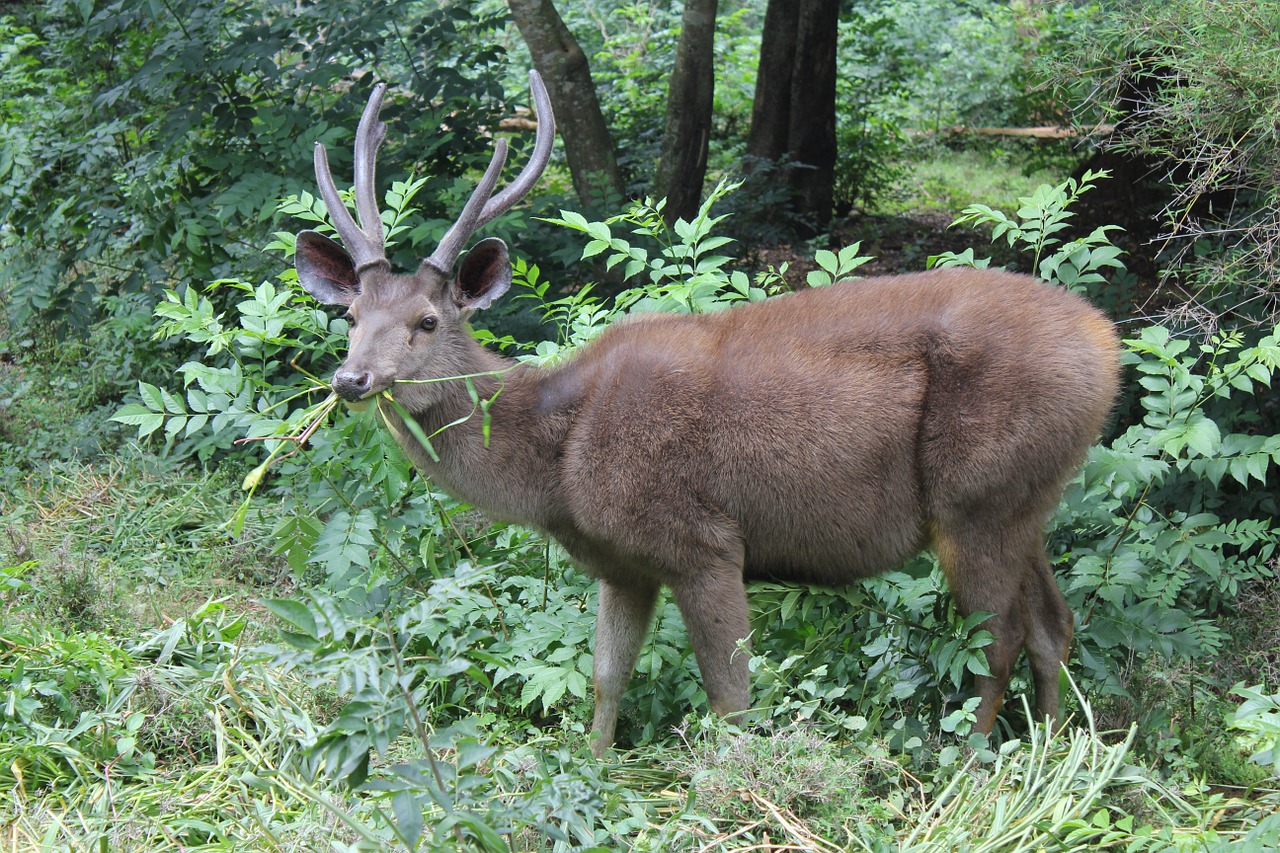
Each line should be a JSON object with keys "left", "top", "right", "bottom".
{"left": 592, "top": 577, "right": 659, "bottom": 757}
{"left": 934, "top": 526, "right": 1036, "bottom": 734}
{"left": 1022, "top": 550, "right": 1073, "bottom": 729}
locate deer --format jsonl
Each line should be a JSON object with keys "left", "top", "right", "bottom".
{"left": 294, "top": 71, "right": 1121, "bottom": 757}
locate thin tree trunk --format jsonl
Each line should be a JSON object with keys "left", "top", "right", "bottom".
{"left": 507, "top": 0, "right": 624, "bottom": 211}
{"left": 745, "top": 0, "right": 798, "bottom": 163}
{"left": 655, "top": 0, "right": 718, "bottom": 224}
{"left": 786, "top": 0, "right": 839, "bottom": 231}
{"left": 743, "top": 0, "right": 839, "bottom": 235}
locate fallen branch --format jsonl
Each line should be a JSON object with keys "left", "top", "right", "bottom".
{"left": 910, "top": 124, "right": 1116, "bottom": 139}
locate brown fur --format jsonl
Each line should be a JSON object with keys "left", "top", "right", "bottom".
{"left": 298, "top": 245, "right": 1120, "bottom": 755}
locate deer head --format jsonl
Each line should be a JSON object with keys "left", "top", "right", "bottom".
{"left": 295, "top": 72, "right": 555, "bottom": 410}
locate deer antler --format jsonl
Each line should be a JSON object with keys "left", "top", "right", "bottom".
{"left": 314, "top": 82, "right": 390, "bottom": 273}
{"left": 426, "top": 70, "right": 556, "bottom": 273}
{"left": 314, "top": 71, "right": 554, "bottom": 276}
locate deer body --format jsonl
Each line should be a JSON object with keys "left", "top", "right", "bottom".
{"left": 297, "top": 73, "right": 1120, "bottom": 757}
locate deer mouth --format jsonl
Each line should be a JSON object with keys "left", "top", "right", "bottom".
{"left": 344, "top": 397, "right": 374, "bottom": 412}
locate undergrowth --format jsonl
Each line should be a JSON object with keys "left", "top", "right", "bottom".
{"left": 1, "top": 176, "right": 1278, "bottom": 849}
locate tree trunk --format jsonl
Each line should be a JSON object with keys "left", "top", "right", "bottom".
{"left": 745, "top": 0, "right": 798, "bottom": 163}
{"left": 786, "top": 0, "right": 839, "bottom": 231}
{"left": 655, "top": 0, "right": 718, "bottom": 224}
{"left": 507, "top": 0, "right": 625, "bottom": 211}
{"left": 744, "top": 0, "right": 839, "bottom": 235}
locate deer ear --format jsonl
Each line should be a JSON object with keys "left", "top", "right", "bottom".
{"left": 295, "top": 230, "right": 360, "bottom": 306}
{"left": 453, "top": 237, "right": 512, "bottom": 311}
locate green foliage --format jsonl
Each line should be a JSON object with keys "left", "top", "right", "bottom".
{"left": 540, "top": 179, "right": 786, "bottom": 325}
{"left": 1054, "top": 0, "right": 1280, "bottom": 304}
{"left": 806, "top": 244, "right": 875, "bottom": 288}
{"left": 834, "top": 7, "right": 910, "bottom": 212}
{"left": 552, "top": 2, "right": 680, "bottom": 188}
{"left": 824, "top": 0, "right": 1099, "bottom": 215}
{"left": 0, "top": 600, "right": 252, "bottom": 793}
{"left": 668, "top": 720, "right": 886, "bottom": 839}
{"left": 0, "top": 0, "right": 516, "bottom": 336}
{"left": 935, "top": 169, "right": 1125, "bottom": 289}
{"left": 258, "top": 565, "right": 636, "bottom": 850}
{"left": 872, "top": 0, "right": 1093, "bottom": 132}
{"left": 544, "top": 2, "right": 767, "bottom": 191}
{"left": 877, "top": 145, "right": 1070, "bottom": 220}
{"left": 1063, "top": 325, "right": 1278, "bottom": 692}
{"left": 1228, "top": 683, "right": 1280, "bottom": 775}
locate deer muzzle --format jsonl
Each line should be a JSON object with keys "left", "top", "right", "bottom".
{"left": 333, "top": 367, "right": 379, "bottom": 403}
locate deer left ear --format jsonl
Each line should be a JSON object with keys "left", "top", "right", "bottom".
{"left": 453, "top": 237, "right": 512, "bottom": 311}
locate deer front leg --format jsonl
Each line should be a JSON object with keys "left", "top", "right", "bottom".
{"left": 591, "top": 577, "right": 659, "bottom": 757}
{"left": 669, "top": 555, "right": 752, "bottom": 722}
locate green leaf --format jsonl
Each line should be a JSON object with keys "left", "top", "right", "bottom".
{"left": 807, "top": 269, "right": 833, "bottom": 287}
{"left": 1245, "top": 361, "right": 1274, "bottom": 386}
{"left": 1185, "top": 415, "right": 1222, "bottom": 457}
{"left": 391, "top": 790, "right": 424, "bottom": 849}
{"left": 111, "top": 405, "right": 166, "bottom": 439}
{"left": 261, "top": 599, "right": 319, "bottom": 638}
{"left": 138, "top": 381, "right": 165, "bottom": 413}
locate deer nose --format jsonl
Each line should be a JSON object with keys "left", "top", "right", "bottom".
{"left": 333, "top": 368, "right": 374, "bottom": 402}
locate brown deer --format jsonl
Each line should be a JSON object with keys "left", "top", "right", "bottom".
{"left": 295, "top": 71, "right": 1121, "bottom": 756}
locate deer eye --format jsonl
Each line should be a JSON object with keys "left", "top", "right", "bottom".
{"left": 419, "top": 315, "right": 438, "bottom": 333}
{"left": 342, "top": 311, "right": 357, "bottom": 329}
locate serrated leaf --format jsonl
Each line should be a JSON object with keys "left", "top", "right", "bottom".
{"left": 138, "top": 381, "right": 165, "bottom": 412}
{"left": 111, "top": 405, "right": 166, "bottom": 439}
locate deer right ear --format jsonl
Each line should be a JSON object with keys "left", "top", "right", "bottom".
{"left": 295, "top": 230, "right": 360, "bottom": 306}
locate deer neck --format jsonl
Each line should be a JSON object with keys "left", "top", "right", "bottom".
{"left": 376, "top": 340, "right": 567, "bottom": 530}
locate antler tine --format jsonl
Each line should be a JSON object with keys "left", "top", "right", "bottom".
{"left": 313, "top": 82, "right": 389, "bottom": 272}
{"left": 352, "top": 83, "right": 389, "bottom": 254}
{"left": 424, "top": 70, "right": 556, "bottom": 273}
{"left": 426, "top": 140, "right": 509, "bottom": 273}
{"left": 475, "top": 70, "right": 556, "bottom": 230}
